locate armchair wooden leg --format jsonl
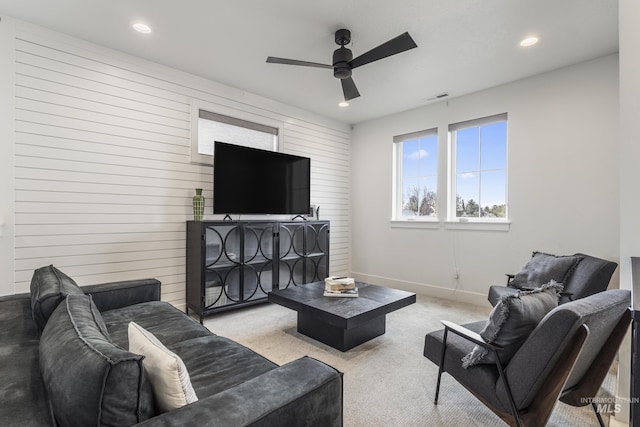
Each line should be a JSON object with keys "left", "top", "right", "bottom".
{"left": 591, "top": 402, "right": 606, "bottom": 427}
{"left": 434, "top": 329, "right": 449, "bottom": 404}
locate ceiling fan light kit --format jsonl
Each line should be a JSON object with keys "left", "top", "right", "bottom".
{"left": 266, "top": 28, "right": 417, "bottom": 102}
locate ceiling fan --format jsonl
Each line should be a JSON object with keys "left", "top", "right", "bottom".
{"left": 266, "top": 29, "right": 418, "bottom": 102}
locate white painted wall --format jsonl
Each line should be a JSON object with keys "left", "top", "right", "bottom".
{"left": 0, "top": 16, "right": 351, "bottom": 306}
{"left": 0, "top": 17, "right": 15, "bottom": 296}
{"left": 616, "top": 0, "right": 640, "bottom": 423}
{"left": 350, "top": 55, "right": 619, "bottom": 305}
{"left": 620, "top": 1, "right": 640, "bottom": 306}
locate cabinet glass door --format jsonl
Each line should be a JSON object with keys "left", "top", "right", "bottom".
{"left": 243, "top": 223, "right": 274, "bottom": 300}
{"left": 205, "top": 225, "right": 241, "bottom": 303}
{"left": 244, "top": 223, "right": 274, "bottom": 264}
{"left": 242, "top": 264, "right": 273, "bottom": 301}
{"left": 205, "top": 225, "right": 241, "bottom": 268}
{"left": 203, "top": 269, "right": 227, "bottom": 308}
{"left": 306, "top": 222, "right": 329, "bottom": 282}
{"left": 277, "top": 261, "right": 295, "bottom": 289}
{"left": 276, "top": 222, "right": 329, "bottom": 288}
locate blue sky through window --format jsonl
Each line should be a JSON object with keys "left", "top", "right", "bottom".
{"left": 455, "top": 121, "right": 507, "bottom": 215}
{"left": 401, "top": 134, "right": 438, "bottom": 216}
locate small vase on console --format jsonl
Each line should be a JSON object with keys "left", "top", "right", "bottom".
{"left": 193, "top": 188, "right": 204, "bottom": 221}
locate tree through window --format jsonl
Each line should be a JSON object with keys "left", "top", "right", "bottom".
{"left": 394, "top": 128, "right": 438, "bottom": 219}
{"left": 449, "top": 113, "right": 507, "bottom": 219}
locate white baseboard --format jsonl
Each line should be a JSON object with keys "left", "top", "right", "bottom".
{"left": 350, "top": 272, "right": 490, "bottom": 308}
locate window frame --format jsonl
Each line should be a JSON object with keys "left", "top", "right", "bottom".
{"left": 392, "top": 127, "right": 439, "bottom": 222}
{"left": 447, "top": 113, "right": 509, "bottom": 223}
{"left": 190, "top": 100, "right": 283, "bottom": 166}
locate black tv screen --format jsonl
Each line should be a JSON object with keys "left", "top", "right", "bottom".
{"left": 213, "top": 141, "right": 311, "bottom": 215}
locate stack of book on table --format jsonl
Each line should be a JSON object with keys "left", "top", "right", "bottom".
{"left": 323, "top": 276, "right": 358, "bottom": 298}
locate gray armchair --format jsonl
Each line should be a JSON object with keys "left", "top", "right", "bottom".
{"left": 424, "top": 289, "right": 631, "bottom": 427}
{"left": 488, "top": 253, "right": 617, "bottom": 306}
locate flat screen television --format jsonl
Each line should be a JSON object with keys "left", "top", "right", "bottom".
{"left": 213, "top": 141, "right": 311, "bottom": 215}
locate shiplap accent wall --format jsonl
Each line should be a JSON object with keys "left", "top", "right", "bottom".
{"left": 10, "top": 22, "right": 350, "bottom": 307}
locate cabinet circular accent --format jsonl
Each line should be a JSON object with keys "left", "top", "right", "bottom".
{"left": 291, "top": 258, "right": 304, "bottom": 287}
{"left": 258, "top": 227, "right": 274, "bottom": 260}
{"left": 204, "top": 227, "right": 225, "bottom": 266}
{"left": 305, "top": 226, "right": 319, "bottom": 254}
{"left": 222, "top": 267, "right": 241, "bottom": 303}
{"left": 243, "top": 227, "right": 260, "bottom": 263}
{"left": 204, "top": 270, "right": 226, "bottom": 308}
{"left": 317, "top": 224, "right": 330, "bottom": 253}
{"left": 292, "top": 226, "right": 305, "bottom": 257}
{"left": 222, "top": 226, "right": 242, "bottom": 265}
{"left": 242, "top": 265, "right": 260, "bottom": 300}
{"left": 278, "top": 262, "right": 293, "bottom": 289}
{"left": 279, "top": 226, "right": 293, "bottom": 258}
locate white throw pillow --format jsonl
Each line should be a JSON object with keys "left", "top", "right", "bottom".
{"left": 128, "top": 322, "right": 198, "bottom": 412}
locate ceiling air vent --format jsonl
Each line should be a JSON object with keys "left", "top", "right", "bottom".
{"left": 427, "top": 92, "right": 449, "bottom": 101}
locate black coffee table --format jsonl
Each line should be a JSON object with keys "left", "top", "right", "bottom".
{"left": 268, "top": 281, "right": 416, "bottom": 351}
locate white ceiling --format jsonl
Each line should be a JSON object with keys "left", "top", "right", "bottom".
{"left": 0, "top": 0, "right": 618, "bottom": 125}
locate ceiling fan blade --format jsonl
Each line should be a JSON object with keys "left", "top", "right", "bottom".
{"left": 349, "top": 32, "right": 417, "bottom": 69}
{"left": 266, "top": 56, "right": 333, "bottom": 69}
{"left": 341, "top": 77, "right": 360, "bottom": 101}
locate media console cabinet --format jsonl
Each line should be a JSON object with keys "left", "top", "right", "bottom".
{"left": 186, "top": 220, "right": 329, "bottom": 322}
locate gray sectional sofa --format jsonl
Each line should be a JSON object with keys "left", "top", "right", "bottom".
{"left": 0, "top": 265, "right": 343, "bottom": 426}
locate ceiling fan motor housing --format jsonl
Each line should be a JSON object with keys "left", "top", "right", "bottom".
{"left": 333, "top": 46, "right": 353, "bottom": 79}
{"left": 266, "top": 27, "right": 417, "bottom": 101}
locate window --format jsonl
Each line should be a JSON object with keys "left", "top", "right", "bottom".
{"left": 191, "top": 109, "right": 278, "bottom": 165}
{"left": 449, "top": 113, "right": 507, "bottom": 220}
{"left": 393, "top": 128, "right": 438, "bottom": 219}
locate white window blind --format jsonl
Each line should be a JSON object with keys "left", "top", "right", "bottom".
{"left": 193, "top": 110, "right": 278, "bottom": 163}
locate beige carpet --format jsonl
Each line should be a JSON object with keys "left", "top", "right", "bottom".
{"left": 203, "top": 294, "right": 616, "bottom": 427}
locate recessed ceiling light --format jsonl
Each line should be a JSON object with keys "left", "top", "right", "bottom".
{"left": 520, "top": 36, "right": 539, "bottom": 47}
{"left": 338, "top": 101, "right": 349, "bottom": 108}
{"left": 133, "top": 23, "right": 152, "bottom": 34}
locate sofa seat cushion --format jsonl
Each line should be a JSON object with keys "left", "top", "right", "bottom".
{"left": 0, "top": 295, "right": 53, "bottom": 426}
{"left": 40, "top": 294, "right": 154, "bottom": 427}
{"left": 101, "top": 301, "right": 212, "bottom": 348}
{"left": 30, "top": 265, "right": 84, "bottom": 330}
{"left": 487, "top": 285, "right": 519, "bottom": 306}
{"left": 168, "top": 335, "right": 278, "bottom": 399}
{"left": 424, "top": 321, "right": 506, "bottom": 412}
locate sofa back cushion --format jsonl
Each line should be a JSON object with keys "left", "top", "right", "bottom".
{"left": 510, "top": 252, "right": 582, "bottom": 289}
{"left": 30, "top": 265, "right": 84, "bottom": 330}
{"left": 560, "top": 253, "right": 617, "bottom": 303}
{"left": 39, "top": 294, "right": 154, "bottom": 427}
